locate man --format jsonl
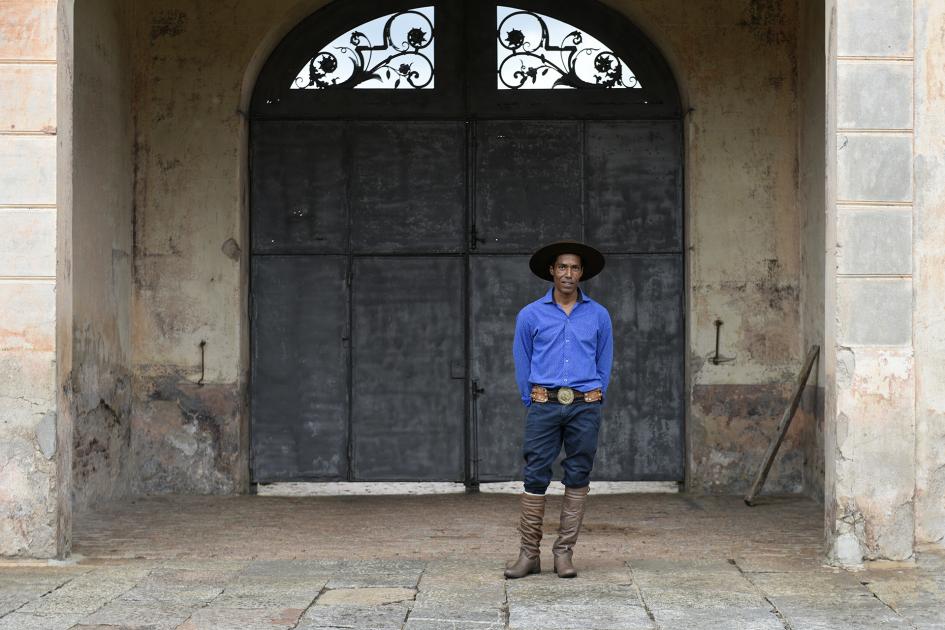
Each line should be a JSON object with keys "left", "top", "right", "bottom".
{"left": 505, "top": 241, "right": 613, "bottom": 579}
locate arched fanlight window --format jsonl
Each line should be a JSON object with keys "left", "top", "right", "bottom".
{"left": 291, "top": 7, "right": 435, "bottom": 90}
{"left": 496, "top": 7, "right": 641, "bottom": 90}
{"left": 252, "top": 0, "right": 680, "bottom": 120}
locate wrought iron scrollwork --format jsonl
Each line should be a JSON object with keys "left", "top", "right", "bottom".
{"left": 497, "top": 8, "right": 640, "bottom": 90}
{"left": 293, "top": 8, "right": 434, "bottom": 90}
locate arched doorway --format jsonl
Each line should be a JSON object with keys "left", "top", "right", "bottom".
{"left": 249, "top": 0, "right": 684, "bottom": 484}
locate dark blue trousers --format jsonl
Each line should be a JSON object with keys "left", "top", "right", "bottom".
{"left": 522, "top": 401, "right": 602, "bottom": 495}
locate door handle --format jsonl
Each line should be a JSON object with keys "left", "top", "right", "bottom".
{"left": 472, "top": 379, "right": 485, "bottom": 398}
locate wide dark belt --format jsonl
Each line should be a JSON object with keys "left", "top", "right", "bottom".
{"left": 530, "top": 385, "right": 602, "bottom": 405}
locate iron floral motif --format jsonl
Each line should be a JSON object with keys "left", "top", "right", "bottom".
{"left": 497, "top": 9, "right": 640, "bottom": 90}
{"left": 294, "top": 8, "right": 434, "bottom": 89}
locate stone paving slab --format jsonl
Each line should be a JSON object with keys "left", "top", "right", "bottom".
{"left": 317, "top": 587, "right": 416, "bottom": 606}
{"left": 209, "top": 576, "right": 326, "bottom": 610}
{"left": 0, "top": 555, "right": 943, "bottom": 629}
{"left": 79, "top": 598, "right": 196, "bottom": 629}
{"left": 405, "top": 619, "right": 506, "bottom": 630}
{"left": 323, "top": 560, "right": 425, "bottom": 589}
{"left": 178, "top": 605, "right": 306, "bottom": 630}
{"left": 648, "top": 606, "right": 785, "bottom": 630}
{"left": 859, "top": 550, "right": 945, "bottom": 629}
{"left": 17, "top": 575, "right": 134, "bottom": 616}
{"left": 628, "top": 558, "right": 789, "bottom": 629}
{"left": 508, "top": 601, "right": 653, "bottom": 630}
{"left": 0, "top": 612, "right": 84, "bottom": 630}
{"left": 507, "top": 576, "right": 653, "bottom": 630}
{"left": 631, "top": 559, "right": 766, "bottom": 610}
{"left": 0, "top": 593, "right": 31, "bottom": 618}
{"left": 767, "top": 597, "right": 913, "bottom": 629}
{"left": 299, "top": 601, "right": 412, "bottom": 629}
{"left": 748, "top": 569, "right": 916, "bottom": 629}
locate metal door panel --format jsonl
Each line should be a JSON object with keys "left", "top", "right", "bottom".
{"left": 351, "top": 257, "right": 465, "bottom": 480}
{"left": 251, "top": 256, "right": 349, "bottom": 481}
{"left": 349, "top": 122, "right": 466, "bottom": 253}
{"left": 585, "top": 121, "right": 683, "bottom": 253}
{"left": 469, "top": 256, "right": 548, "bottom": 480}
{"left": 590, "top": 255, "right": 685, "bottom": 480}
{"left": 475, "top": 121, "right": 583, "bottom": 252}
{"left": 470, "top": 255, "right": 683, "bottom": 482}
{"left": 251, "top": 122, "right": 347, "bottom": 254}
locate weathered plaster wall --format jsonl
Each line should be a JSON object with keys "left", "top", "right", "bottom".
{"left": 615, "top": 0, "right": 806, "bottom": 493}
{"left": 127, "top": 0, "right": 808, "bottom": 495}
{"left": 796, "top": 0, "right": 826, "bottom": 502}
{"left": 826, "top": 0, "right": 916, "bottom": 565}
{"left": 68, "top": 0, "right": 135, "bottom": 513}
{"left": 0, "top": 0, "right": 60, "bottom": 557}
{"left": 913, "top": 0, "right": 945, "bottom": 548}
{"left": 129, "top": 0, "right": 261, "bottom": 494}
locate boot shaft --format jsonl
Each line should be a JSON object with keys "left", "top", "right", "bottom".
{"left": 553, "top": 485, "right": 589, "bottom": 557}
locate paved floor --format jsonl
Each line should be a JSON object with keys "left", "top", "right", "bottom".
{"left": 1, "top": 493, "right": 943, "bottom": 629}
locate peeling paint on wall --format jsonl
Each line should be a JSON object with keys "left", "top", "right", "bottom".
{"left": 66, "top": 0, "right": 136, "bottom": 518}
{"left": 0, "top": 435, "right": 57, "bottom": 557}
{"left": 132, "top": 369, "right": 245, "bottom": 494}
{"left": 690, "top": 383, "right": 816, "bottom": 493}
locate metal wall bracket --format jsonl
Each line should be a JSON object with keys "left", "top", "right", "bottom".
{"left": 709, "top": 319, "right": 735, "bottom": 365}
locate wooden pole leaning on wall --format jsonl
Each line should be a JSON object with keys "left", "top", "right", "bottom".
{"left": 744, "top": 345, "right": 820, "bottom": 506}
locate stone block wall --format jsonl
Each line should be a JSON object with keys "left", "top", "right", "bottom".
{"left": 826, "top": 0, "right": 917, "bottom": 565}
{"left": 0, "top": 0, "right": 60, "bottom": 557}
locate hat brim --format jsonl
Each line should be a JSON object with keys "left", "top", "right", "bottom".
{"left": 529, "top": 241, "right": 605, "bottom": 282}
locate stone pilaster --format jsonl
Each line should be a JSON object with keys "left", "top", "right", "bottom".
{"left": 0, "top": 0, "right": 61, "bottom": 557}
{"left": 826, "top": 0, "right": 916, "bottom": 565}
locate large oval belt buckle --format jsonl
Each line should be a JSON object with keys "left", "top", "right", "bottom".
{"left": 557, "top": 387, "right": 575, "bottom": 405}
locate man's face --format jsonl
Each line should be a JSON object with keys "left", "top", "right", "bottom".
{"left": 550, "top": 253, "right": 583, "bottom": 298}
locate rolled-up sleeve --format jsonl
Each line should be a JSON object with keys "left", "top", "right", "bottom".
{"left": 513, "top": 310, "right": 533, "bottom": 407}
{"left": 596, "top": 309, "right": 613, "bottom": 397}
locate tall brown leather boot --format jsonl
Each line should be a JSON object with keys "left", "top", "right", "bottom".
{"left": 504, "top": 493, "right": 545, "bottom": 579}
{"left": 552, "top": 485, "right": 589, "bottom": 578}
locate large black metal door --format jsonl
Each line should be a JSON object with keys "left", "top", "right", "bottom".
{"left": 250, "top": 0, "right": 686, "bottom": 484}
{"left": 250, "top": 121, "right": 467, "bottom": 482}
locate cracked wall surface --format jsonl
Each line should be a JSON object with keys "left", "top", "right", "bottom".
{"left": 68, "top": 0, "right": 136, "bottom": 515}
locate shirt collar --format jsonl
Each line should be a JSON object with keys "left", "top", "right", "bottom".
{"left": 542, "top": 287, "right": 591, "bottom": 304}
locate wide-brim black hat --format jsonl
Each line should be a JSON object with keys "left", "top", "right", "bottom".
{"left": 529, "top": 241, "right": 606, "bottom": 282}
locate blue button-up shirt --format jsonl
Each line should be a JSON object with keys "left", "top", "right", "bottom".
{"left": 513, "top": 287, "right": 613, "bottom": 406}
